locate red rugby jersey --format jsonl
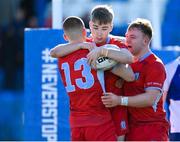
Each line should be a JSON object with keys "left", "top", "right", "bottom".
{"left": 58, "top": 47, "right": 111, "bottom": 128}
{"left": 123, "top": 53, "right": 168, "bottom": 126}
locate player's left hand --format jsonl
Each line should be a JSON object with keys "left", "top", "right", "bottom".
{"left": 79, "top": 42, "right": 95, "bottom": 51}
{"left": 101, "top": 92, "right": 120, "bottom": 107}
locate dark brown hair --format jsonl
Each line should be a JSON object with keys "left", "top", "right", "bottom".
{"left": 90, "top": 5, "right": 114, "bottom": 25}
{"left": 63, "top": 16, "right": 85, "bottom": 39}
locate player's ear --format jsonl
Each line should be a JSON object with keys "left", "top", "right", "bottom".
{"left": 63, "top": 34, "right": 68, "bottom": 41}
{"left": 82, "top": 28, "right": 87, "bottom": 37}
{"left": 109, "top": 24, "right": 113, "bottom": 32}
{"left": 89, "top": 21, "right": 93, "bottom": 30}
{"left": 143, "top": 35, "right": 149, "bottom": 45}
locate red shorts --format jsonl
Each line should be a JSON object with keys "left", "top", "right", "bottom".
{"left": 110, "top": 106, "right": 128, "bottom": 136}
{"left": 71, "top": 120, "right": 117, "bottom": 141}
{"left": 126, "top": 123, "right": 169, "bottom": 141}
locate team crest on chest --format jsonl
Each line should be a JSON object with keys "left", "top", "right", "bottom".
{"left": 120, "top": 120, "right": 126, "bottom": 129}
{"left": 134, "top": 72, "right": 140, "bottom": 80}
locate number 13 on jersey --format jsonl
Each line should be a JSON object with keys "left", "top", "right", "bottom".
{"left": 61, "top": 58, "right": 95, "bottom": 92}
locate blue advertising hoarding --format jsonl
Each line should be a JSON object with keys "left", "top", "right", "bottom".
{"left": 24, "top": 29, "right": 70, "bottom": 141}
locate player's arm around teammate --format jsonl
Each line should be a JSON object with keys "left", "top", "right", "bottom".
{"left": 87, "top": 45, "right": 133, "bottom": 66}
{"left": 50, "top": 40, "right": 135, "bottom": 82}
{"left": 111, "top": 63, "right": 135, "bottom": 82}
{"left": 50, "top": 41, "right": 95, "bottom": 58}
{"left": 50, "top": 29, "right": 135, "bottom": 82}
{"left": 50, "top": 40, "right": 134, "bottom": 66}
{"left": 86, "top": 45, "right": 135, "bottom": 82}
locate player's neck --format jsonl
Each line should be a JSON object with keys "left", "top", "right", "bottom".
{"left": 136, "top": 46, "right": 150, "bottom": 60}
{"left": 69, "top": 38, "right": 85, "bottom": 44}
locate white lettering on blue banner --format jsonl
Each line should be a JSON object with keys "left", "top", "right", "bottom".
{"left": 41, "top": 48, "right": 58, "bottom": 141}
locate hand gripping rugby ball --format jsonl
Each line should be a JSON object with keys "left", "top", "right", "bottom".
{"left": 95, "top": 44, "right": 120, "bottom": 70}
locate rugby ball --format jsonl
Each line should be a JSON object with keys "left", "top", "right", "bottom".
{"left": 95, "top": 44, "right": 120, "bottom": 70}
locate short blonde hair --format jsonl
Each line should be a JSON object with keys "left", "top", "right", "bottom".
{"left": 128, "top": 18, "right": 153, "bottom": 40}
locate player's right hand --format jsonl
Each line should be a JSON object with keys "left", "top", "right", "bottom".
{"left": 101, "top": 92, "right": 120, "bottom": 107}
